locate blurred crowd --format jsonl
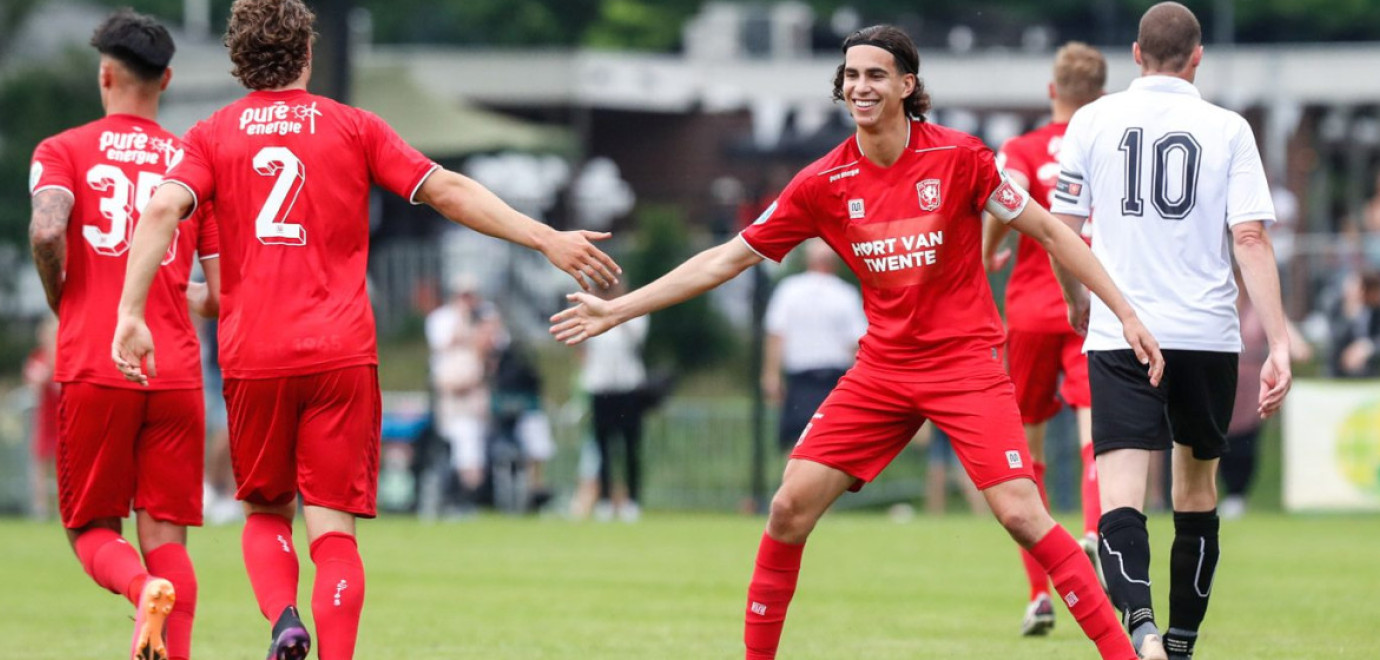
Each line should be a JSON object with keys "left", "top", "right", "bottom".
{"left": 14, "top": 170, "right": 1380, "bottom": 523}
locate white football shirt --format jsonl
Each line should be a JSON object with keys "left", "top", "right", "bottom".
{"left": 764, "top": 271, "right": 867, "bottom": 373}
{"left": 1051, "top": 75, "right": 1274, "bottom": 352}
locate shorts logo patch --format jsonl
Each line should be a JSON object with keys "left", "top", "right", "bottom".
{"left": 1006, "top": 450, "right": 1023, "bottom": 469}
{"left": 848, "top": 198, "right": 865, "bottom": 219}
{"left": 916, "top": 179, "right": 941, "bottom": 211}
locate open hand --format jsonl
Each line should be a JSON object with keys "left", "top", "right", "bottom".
{"left": 543, "top": 230, "right": 621, "bottom": 291}
{"left": 985, "top": 247, "right": 1012, "bottom": 273}
{"left": 550, "top": 292, "right": 620, "bottom": 346}
{"left": 111, "top": 314, "right": 156, "bottom": 386}
{"left": 1065, "top": 289, "right": 1090, "bottom": 336}
{"left": 1258, "top": 348, "right": 1292, "bottom": 419}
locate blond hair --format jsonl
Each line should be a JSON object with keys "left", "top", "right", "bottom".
{"left": 1053, "top": 42, "right": 1106, "bottom": 106}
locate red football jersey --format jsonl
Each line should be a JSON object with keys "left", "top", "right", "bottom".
{"left": 995, "top": 122, "right": 1082, "bottom": 333}
{"left": 30, "top": 114, "right": 219, "bottom": 390}
{"left": 165, "top": 89, "right": 438, "bottom": 379}
{"left": 740, "top": 121, "right": 1009, "bottom": 383}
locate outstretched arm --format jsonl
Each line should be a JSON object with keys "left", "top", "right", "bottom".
{"left": 416, "top": 170, "right": 620, "bottom": 291}
{"left": 1013, "top": 204, "right": 1164, "bottom": 385}
{"left": 1233, "top": 221, "right": 1292, "bottom": 418}
{"left": 29, "top": 190, "right": 73, "bottom": 315}
{"left": 112, "top": 183, "right": 193, "bottom": 385}
{"left": 551, "top": 238, "right": 764, "bottom": 345}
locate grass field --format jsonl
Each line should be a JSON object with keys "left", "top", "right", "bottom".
{"left": 3, "top": 511, "right": 1377, "bottom": 658}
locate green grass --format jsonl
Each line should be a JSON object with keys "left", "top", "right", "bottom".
{"left": 3, "top": 512, "right": 1377, "bottom": 658}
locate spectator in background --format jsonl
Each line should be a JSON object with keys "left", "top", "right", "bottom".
{"left": 427, "top": 275, "right": 501, "bottom": 514}
{"left": 489, "top": 340, "right": 557, "bottom": 512}
{"left": 1329, "top": 269, "right": 1380, "bottom": 378}
{"left": 761, "top": 239, "right": 866, "bottom": 455}
{"left": 923, "top": 427, "right": 987, "bottom": 516}
{"left": 24, "top": 316, "right": 59, "bottom": 521}
{"left": 580, "top": 281, "right": 650, "bottom": 523}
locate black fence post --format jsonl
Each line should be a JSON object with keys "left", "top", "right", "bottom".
{"left": 749, "top": 263, "right": 769, "bottom": 513}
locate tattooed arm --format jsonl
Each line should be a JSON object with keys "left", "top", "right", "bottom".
{"left": 29, "top": 190, "right": 73, "bottom": 315}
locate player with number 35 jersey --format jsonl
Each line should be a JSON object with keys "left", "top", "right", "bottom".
{"left": 29, "top": 10, "right": 217, "bottom": 660}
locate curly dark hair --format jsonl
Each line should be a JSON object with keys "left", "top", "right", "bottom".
{"left": 832, "top": 25, "right": 930, "bottom": 121}
{"left": 90, "top": 8, "right": 175, "bottom": 82}
{"left": 225, "top": 0, "right": 316, "bottom": 90}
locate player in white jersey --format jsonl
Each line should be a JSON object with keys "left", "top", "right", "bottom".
{"left": 1049, "top": 3, "right": 1292, "bottom": 659}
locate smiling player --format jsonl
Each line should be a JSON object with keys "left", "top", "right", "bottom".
{"left": 552, "top": 24, "right": 1162, "bottom": 660}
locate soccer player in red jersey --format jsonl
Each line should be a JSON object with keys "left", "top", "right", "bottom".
{"left": 110, "top": 1, "right": 618, "bottom": 658}
{"left": 981, "top": 42, "right": 1109, "bottom": 636}
{"left": 29, "top": 10, "right": 219, "bottom": 660}
{"left": 553, "top": 25, "right": 1163, "bottom": 659}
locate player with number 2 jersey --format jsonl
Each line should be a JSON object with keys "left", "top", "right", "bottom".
{"left": 112, "top": 3, "right": 620, "bottom": 658}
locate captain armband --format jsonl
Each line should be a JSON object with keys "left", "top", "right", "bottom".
{"left": 984, "top": 175, "right": 1031, "bottom": 223}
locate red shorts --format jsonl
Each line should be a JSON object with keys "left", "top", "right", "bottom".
{"left": 57, "top": 383, "right": 204, "bottom": 530}
{"left": 224, "top": 366, "right": 381, "bottom": 517}
{"left": 1006, "top": 328, "right": 1091, "bottom": 425}
{"left": 790, "top": 366, "right": 1033, "bottom": 491}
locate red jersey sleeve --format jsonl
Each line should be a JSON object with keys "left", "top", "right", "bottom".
{"left": 738, "top": 174, "right": 819, "bottom": 263}
{"left": 30, "top": 137, "right": 75, "bottom": 197}
{"left": 165, "top": 120, "right": 217, "bottom": 218}
{"left": 355, "top": 109, "right": 439, "bottom": 203}
{"left": 195, "top": 200, "right": 220, "bottom": 259}
{"left": 969, "top": 145, "right": 1005, "bottom": 215}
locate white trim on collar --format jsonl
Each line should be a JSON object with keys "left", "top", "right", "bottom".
{"left": 1129, "top": 75, "right": 1201, "bottom": 98}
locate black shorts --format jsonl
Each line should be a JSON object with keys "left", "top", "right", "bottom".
{"left": 778, "top": 368, "right": 847, "bottom": 451}
{"left": 1088, "top": 349, "right": 1237, "bottom": 460}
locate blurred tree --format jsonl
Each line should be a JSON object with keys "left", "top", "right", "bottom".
{"left": 583, "top": 0, "right": 702, "bottom": 51}
{"left": 625, "top": 204, "right": 739, "bottom": 373}
{"left": 358, "top": 0, "right": 600, "bottom": 46}
{"left": 0, "top": 0, "right": 42, "bottom": 64}
{"left": 76, "top": 0, "right": 1380, "bottom": 49}
{"left": 91, "top": 0, "right": 236, "bottom": 32}
{"left": 0, "top": 51, "right": 103, "bottom": 247}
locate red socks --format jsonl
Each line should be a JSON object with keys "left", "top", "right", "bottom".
{"left": 1031, "top": 528, "right": 1136, "bottom": 660}
{"left": 242, "top": 513, "right": 300, "bottom": 621}
{"left": 1081, "top": 443, "right": 1101, "bottom": 536}
{"left": 744, "top": 533, "right": 805, "bottom": 660}
{"left": 1019, "top": 463, "right": 1051, "bottom": 600}
{"left": 310, "top": 532, "right": 366, "bottom": 660}
{"left": 72, "top": 528, "right": 148, "bottom": 604}
{"left": 145, "top": 543, "right": 197, "bottom": 660}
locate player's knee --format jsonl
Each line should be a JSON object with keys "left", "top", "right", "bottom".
{"left": 990, "top": 500, "right": 1049, "bottom": 546}
{"left": 766, "top": 492, "right": 818, "bottom": 542}
{"left": 1172, "top": 480, "right": 1218, "bottom": 512}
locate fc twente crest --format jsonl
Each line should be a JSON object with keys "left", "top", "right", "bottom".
{"left": 916, "top": 178, "right": 941, "bottom": 211}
